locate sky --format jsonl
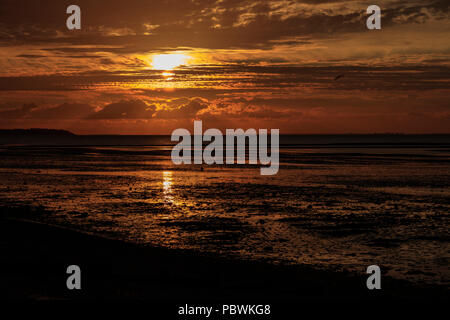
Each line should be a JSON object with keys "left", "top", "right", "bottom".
{"left": 0, "top": 0, "right": 449, "bottom": 134}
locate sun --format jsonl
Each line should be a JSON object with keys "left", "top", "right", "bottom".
{"left": 151, "top": 53, "right": 190, "bottom": 70}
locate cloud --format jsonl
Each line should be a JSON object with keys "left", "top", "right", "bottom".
{"left": 87, "top": 100, "right": 156, "bottom": 119}
{"left": 0, "top": 0, "right": 447, "bottom": 51}
{"left": 30, "top": 103, "right": 94, "bottom": 119}
{"left": 155, "top": 98, "right": 209, "bottom": 119}
{"left": 0, "top": 102, "right": 94, "bottom": 119}
{"left": 0, "top": 103, "right": 38, "bottom": 119}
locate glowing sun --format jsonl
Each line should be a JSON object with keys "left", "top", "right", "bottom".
{"left": 151, "top": 54, "right": 190, "bottom": 70}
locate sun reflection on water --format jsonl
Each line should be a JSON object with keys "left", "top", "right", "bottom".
{"left": 162, "top": 171, "right": 173, "bottom": 202}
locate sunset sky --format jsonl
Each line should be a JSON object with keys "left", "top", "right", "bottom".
{"left": 0, "top": 0, "right": 448, "bottom": 134}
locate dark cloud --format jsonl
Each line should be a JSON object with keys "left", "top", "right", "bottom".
{"left": 31, "top": 103, "right": 94, "bottom": 119}
{"left": 16, "top": 54, "right": 46, "bottom": 58}
{"left": 155, "top": 98, "right": 209, "bottom": 119}
{"left": 1, "top": 65, "right": 449, "bottom": 93}
{"left": 0, "top": 98, "right": 206, "bottom": 121}
{"left": 0, "top": 0, "right": 447, "bottom": 50}
{"left": 87, "top": 100, "right": 156, "bottom": 119}
{"left": 202, "top": 106, "right": 298, "bottom": 120}
{"left": 0, "top": 103, "right": 38, "bottom": 119}
{"left": 0, "top": 102, "right": 94, "bottom": 119}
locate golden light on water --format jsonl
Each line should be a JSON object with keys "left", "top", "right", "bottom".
{"left": 151, "top": 54, "right": 190, "bottom": 70}
{"left": 162, "top": 171, "right": 172, "bottom": 192}
{"left": 162, "top": 171, "right": 174, "bottom": 203}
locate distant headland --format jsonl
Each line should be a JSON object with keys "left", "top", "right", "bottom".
{"left": 0, "top": 128, "right": 76, "bottom": 136}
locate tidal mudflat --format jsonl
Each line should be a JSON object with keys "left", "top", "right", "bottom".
{"left": 0, "top": 140, "right": 449, "bottom": 290}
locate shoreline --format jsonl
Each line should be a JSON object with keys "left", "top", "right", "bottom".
{"left": 1, "top": 212, "right": 448, "bottom": 300}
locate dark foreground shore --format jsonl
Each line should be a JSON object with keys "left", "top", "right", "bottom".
{"left": 0, "top": 213, "right": 448, "bottom": 301}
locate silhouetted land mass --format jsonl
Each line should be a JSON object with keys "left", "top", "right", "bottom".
{"left": 0, "top": 129, "right": 449, "bottom": 146}
{"left": 0, "top": 128, "right": 75, "bottom": 136}
{"left": 0, "top": 128, "right": 78, "bottom": 145}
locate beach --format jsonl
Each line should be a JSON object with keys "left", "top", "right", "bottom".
{"left": 0, "top": 135, "right": 449, "bottom": 300}
{"left": 1, "top": 213, "right": 447, "bottom": 301}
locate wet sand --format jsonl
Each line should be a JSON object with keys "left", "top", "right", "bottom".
{"left": 0, "top": 141, "right": 448, "bottom": 301}
{"left": 1, "top": 145, "right": 448, "bottom": 286}
{"left": 1, "top": 209, "right": 447, "bottom": 301}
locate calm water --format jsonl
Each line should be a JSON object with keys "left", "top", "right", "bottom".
{"left": 0, "top": 135, "right": 449, "bottom": 286}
